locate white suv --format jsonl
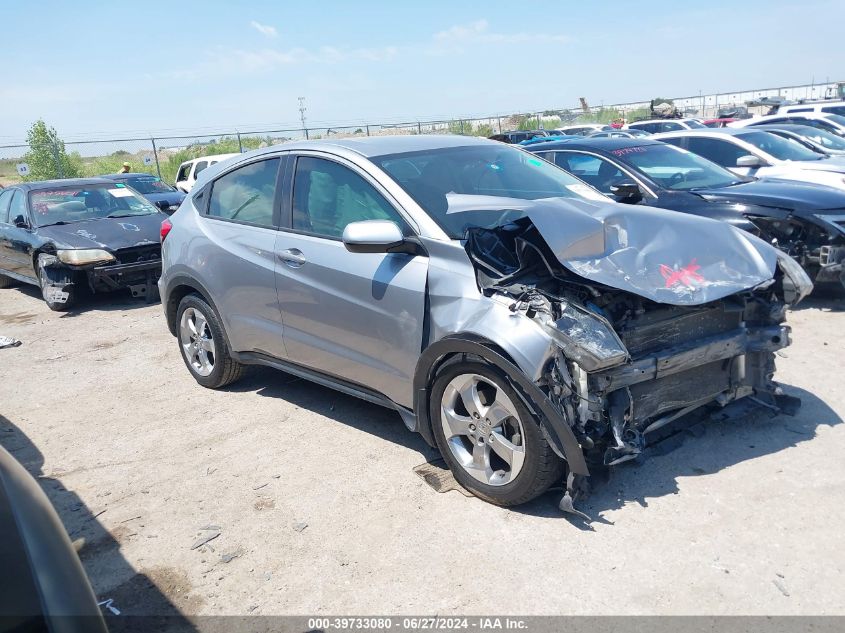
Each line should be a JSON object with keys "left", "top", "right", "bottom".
{"left": 174, "top": 153, "right": 240, "bottom": 193}
{"left": 774, "top": 100, "right": 845, "bottom": 117}
{"left": 626, "top": 118, "right": 707, "bottom": 134}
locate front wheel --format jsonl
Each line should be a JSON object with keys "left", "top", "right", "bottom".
{"left": 430, "top": 359, "right": 565, "bottom": 506}
{"left": 37, "top": 254, "right": 76, "bottom": 312}
{"left": 176, "top": 293, "right": 245, "bottom": 389}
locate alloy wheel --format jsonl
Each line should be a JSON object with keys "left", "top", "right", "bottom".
{"left": 179, "top": 307, "right": 216, "bottom": 377}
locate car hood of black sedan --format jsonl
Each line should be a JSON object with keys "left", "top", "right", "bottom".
{"left": 36, "top": 212, "right": 165, "bottom": 251}
{"left": 692, "top": 178, "right": 845, "bottom": 215}
{"left": 142, "top": 191, "right": 186, "bottom": 207}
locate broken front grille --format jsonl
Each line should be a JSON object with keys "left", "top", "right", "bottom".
{"left": 114, "top": 245, "right": 161, "bottom": 265}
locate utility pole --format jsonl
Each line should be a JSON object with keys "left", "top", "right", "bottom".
{"left": 298, "top": 97, "right": 308, "bottom": 140}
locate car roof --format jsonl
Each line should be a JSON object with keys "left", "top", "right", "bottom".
{"left": 9, "top": 178, "right": 117, "bottom": 192}
{"left": 655, "top": 128, "right": 754, "bottom": 138}
{"left": 101, "top": 173, "right": 161, "bottom": 179}
{"left": 750, "top": 124, "right": 823, "bottom": 133}
{"left": 524, "top": 137, "right": 664, "bottom": 152}
{"left": 233, "top": 134, "right": 495, "bottom": 161}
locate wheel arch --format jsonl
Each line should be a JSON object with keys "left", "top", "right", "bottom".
{"left": 163, "top": 274, "right": 233, "bottom": 352}
{"left": 413, "top": 333, "right": 589, "bottom": 476}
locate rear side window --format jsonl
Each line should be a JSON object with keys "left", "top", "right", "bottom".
{"left": 660, "top": 122, "right": 684, "bottom": 132}
{"left": 821, "top": 105, "right": 845, "bottom": 116}
{"left": 0, "top": 189, "right": 14, "bottom": 223}
{"left": 208, "top": 158, "right": 280, "bottom": 227}
{"left": 685, "top": 137, "right": 748, "bottom": 167}
{"left": 176, "top": 163, "right": 192, "bottom": 182}
{"left": 193, "top": 161, "right": 209, "bottom": 178}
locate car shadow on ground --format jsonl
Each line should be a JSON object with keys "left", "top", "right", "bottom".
{"left": 5, "top": 282, "right": 159, "bottom": 317}
{"left": 511, "top": 384, "right": 842, "bottom": 527}
{"left": 789, "top": 293, "right": 845, "bottom": 313}
{"left": 224, "top": 366, "right": 440, "bottom": 458}
{"left": 0, "top": 414, "right": 198, "bottom": 631}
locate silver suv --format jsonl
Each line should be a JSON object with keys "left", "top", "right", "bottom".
{"left": 159, "top": 135, "right": 810, "bottom": 508}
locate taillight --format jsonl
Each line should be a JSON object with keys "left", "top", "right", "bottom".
{"left": 160, "top": 218, "right": 172, "bottom": 243}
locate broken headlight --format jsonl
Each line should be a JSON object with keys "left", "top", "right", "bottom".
{"left": 56, "top": 249, "right": 116, "bottom": 265}
{"left": 776, "top": 251, "right": 813, "bottom": 305}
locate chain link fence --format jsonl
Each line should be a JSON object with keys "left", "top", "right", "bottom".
{"left": 2, "top": 80, "right": 840, "bottom": 186}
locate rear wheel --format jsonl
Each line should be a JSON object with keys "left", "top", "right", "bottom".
{"left": 176, "top": 293, "right": 245, "bottom": 388}
{"left": 37, "top": 254, "right": 76, "bottom": 312}
{"left": 430, "top": 359, "right": 565, "bottom": 506}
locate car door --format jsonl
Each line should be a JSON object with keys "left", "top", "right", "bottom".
{"left": 175, "top": 162, "right": 192, "bottom": 192}
{"left": 684, "top": 137, "right": 760, "bottom": 177}
{"left": 0, "top": 189, "right": 15, "bottom": 274}
{"left": 197, "top": 155, "right": 289, "bottom": 359}
{"left": 274, "top": 153, "right": 429, "bottom": 407}
{"left": 1, "top": 190, "right": 38, "bottom": 279}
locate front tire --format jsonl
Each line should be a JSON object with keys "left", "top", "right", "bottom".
{"left": 37, "top": 254, "right": 76, "bottom": 312}
{"left": 430, "top": 358, "right": 565, "bottom": 506}
{"left": 176, "top": 293, "right": 245, "bottom": 389}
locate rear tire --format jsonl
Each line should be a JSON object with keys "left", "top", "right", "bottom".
{"left": 176, "top": 293, "right": 245, "bottom": 389}
{"left": 430, "top": 358, "right": 565, "bottom": 506}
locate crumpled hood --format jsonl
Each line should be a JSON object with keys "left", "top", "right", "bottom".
{"left": 448, "top": 194, "right": 778, "bottom": 306}
{"left": 694, "top": 178, "right": 845, "bottom": 214}
{"left": 36, "top": 212, "right": 165, "bottom": 251}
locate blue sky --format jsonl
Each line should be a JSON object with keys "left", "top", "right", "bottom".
{"left": 1, "top": 0, "right": 844, "bottom": 141}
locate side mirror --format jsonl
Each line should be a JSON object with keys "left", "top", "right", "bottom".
{"left": 154, "top": 200, "right": 170, "bottom": 211}
{"left": 736, "top": 154, "right": 763, "bottom": 167}
{"left": 609, "top": 182, "right": 643, "bottom": 202}
{"left": 13, "top": 215, "right": 29, "bottom": 229}
{"left": 342, "top": 220, "right": 421, "bottom": 255}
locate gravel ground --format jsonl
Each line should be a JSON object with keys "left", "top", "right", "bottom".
{"left": 0, "top": 283, "right": 843, "bottom": 619}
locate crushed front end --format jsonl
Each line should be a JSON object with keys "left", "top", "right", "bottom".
{"left": 460, "top": 199, "right": 812, "bottom": 513}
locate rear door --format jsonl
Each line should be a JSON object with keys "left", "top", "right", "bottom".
{"left": 273, "top": 153, "right": 429, "bottom": 407}
{"left": 197, "top": 155, "right": 288, "bottom": 359}
{"left": 1, "top": 190, "right": 37, "bottom": 278}
{"left": 0, "top": 189, "right": 15, "bottom": 274}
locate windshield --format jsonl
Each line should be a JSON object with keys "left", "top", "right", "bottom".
{"left": 123, "top": 176, "right": 175, "bottom": 194}
{"left": 29, "top": 183, "right": 159, "bottom": 227}
{"left": 789, "top": 127, "right": 845, "bottom": 150}
{"left": 612, "top": 143, "right": 743, "bottom": 190}
{"left": 824, "top": 113, "right": 845, "bottom": 127}
{"left": 684, "top": 120, "right": 707, "bottom": 129}
{"left": 738, "top": 131, "right": 825, "bottom": 161}
{"left": 375, "top": 144, "right": 606, "bottom": 238}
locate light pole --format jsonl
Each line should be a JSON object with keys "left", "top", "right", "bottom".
{"left": 298, "top": 97, "right": 308, "bottom": 140}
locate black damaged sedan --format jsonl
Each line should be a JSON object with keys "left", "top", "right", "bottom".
{"left": 0, "top": 178, "right": 166, "bottom": 311}
{"left": 528, "top": 137, "right": 845, "bottom": 292}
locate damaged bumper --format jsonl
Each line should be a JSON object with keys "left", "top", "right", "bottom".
{"left": 89, "top": 259, "right": 161, "bottom": 298}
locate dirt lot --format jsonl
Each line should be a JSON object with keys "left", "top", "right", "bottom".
{"left": 1, "top": 283, "right": 844, "bottom": 619}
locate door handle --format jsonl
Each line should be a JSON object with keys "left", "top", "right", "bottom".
{"left": 278, "top": 248, "right": 306, "bottom": 267}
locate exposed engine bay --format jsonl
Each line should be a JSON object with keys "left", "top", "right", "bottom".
{"left": 463, "top": 214, "right": 804, "bottom": 513}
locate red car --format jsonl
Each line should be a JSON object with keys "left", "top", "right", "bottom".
{"left": 702, "top": 118, "right": 738, "bottom": 128}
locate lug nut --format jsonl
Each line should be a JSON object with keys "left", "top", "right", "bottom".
{"left": 469, "top": 424, "right": 476, "bottom": 431}
{"left": 472, "top": 412, "right": 480, "bottom": 419}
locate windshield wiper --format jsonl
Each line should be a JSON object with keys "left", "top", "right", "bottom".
{"left": 105, "top": 211, "right": 153, "bottom": 218}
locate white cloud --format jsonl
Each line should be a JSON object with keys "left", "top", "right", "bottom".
{"left": 433, "top": 18, "right": 570, "bottom": 46}
{"left": 250, "top": 20, "right": 278, "bottom": 38}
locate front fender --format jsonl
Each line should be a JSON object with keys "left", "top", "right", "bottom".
{"left": 413, "top": 334, "right": 589, "bottom": 476}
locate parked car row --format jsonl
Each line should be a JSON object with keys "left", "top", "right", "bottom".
{"left": 3, "top": 130, "right": 837, "bottom": 513}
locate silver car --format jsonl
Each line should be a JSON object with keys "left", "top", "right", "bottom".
{"left": 159, "top": 135, "right": 810, "bottom": 509}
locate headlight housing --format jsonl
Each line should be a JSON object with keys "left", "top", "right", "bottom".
{"left": 776, "top": 251, "right": 813, "bottom": 305}
{"left": 56, "top": 249, "right": 116, "bottom": 265}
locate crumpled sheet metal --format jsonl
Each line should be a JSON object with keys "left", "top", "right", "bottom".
{"left": 448, "top": 194, "right": 778, "bottom": 306}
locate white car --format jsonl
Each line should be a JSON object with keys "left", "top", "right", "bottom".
{"left": 626, "top": 118, "right": 707, "bottom": 134}
{"left": 554, "top": 124, "right": 609, "bottom": 136}
{"left": 654, "top": 128, "right": 845, "bottom": 191}
{"left": 773, "top": 100, "right": 845, "bottom": 118}
{"left": 174, "top": 153, "right": 240, "bottom": 193}
{"left": 729, "top": 112, "right": 845, "bottom": 137}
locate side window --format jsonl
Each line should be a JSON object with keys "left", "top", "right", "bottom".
{"left": 291, "top": 156, "right": 407, "bottom": 239}
{"left": 661, "top": 122, "right": 684, "bottom": 132}
{"left": 176, "top": 163, "right": 191, "bottom": 182}
{"left": 192, "top": 161, "right": 209, "bottom": 178}
{"left": 686, "top": 138, "right": 747, "bottom": 167}
{"left": 208, "top": 158, "right": 280, "bottom": 227}
{"left": 786, "top": 108, "right": 813, "bottom": 113}
{"left": 554, "top": 153, "right": 625, "bottom": 193}
{"left": 8, "top": 191, "right": 27, "bottom": 225}
{"left": 660, "top": 137, "right": 684, "bottom": 149}
{"left": 821, "top": 105, "right": 845, "bottom": 116}
{"left": 0, "top": 190, "right": 14, "bottom": 223}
